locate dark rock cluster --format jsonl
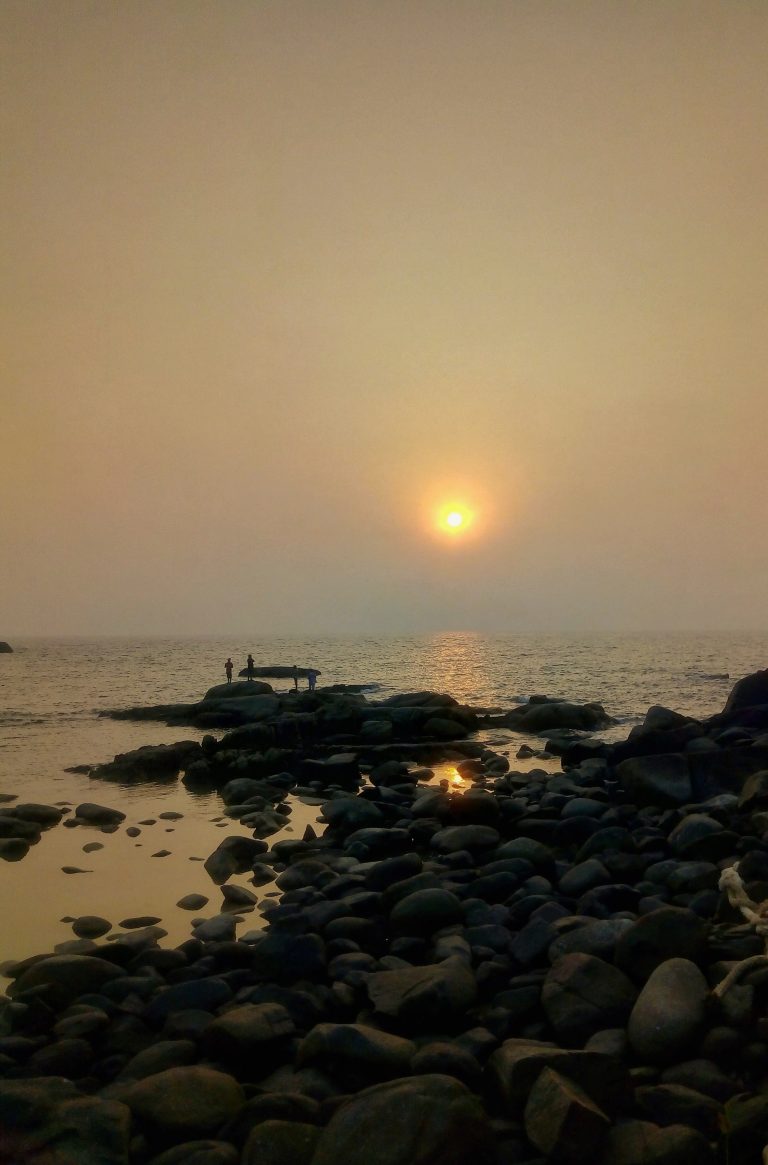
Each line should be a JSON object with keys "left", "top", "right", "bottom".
{"left": 4, "top": 675, "right": 768, "bottom": 1161}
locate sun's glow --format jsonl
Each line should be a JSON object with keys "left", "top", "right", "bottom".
{"left": 435, "top": 503, "right": 475, "bottom": 536}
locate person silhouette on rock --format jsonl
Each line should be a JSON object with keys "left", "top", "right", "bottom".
{"left": 292, "top": 664, "right": 299, "bottom": 692}
{"left": 307, "top": 669, "right": 318, "bottom": 692}
{"left": 225, "top": 658, "right": 233, "bottom": 684}
{"left": 246, "top": 654, "right": 255, "bottom": 681}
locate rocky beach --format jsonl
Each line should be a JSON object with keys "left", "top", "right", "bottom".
{"left": 3, "top": 670, "right": 768, "bottom": 1163}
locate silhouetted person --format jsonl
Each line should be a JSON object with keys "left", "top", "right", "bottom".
{"left": 307, "top": 668, "right": 318, "bottom": 691}
{"left": 225, "top": 658, "right": 233, "bottom": 684}
{"left": 246, "top": 653, "right": 255, "bottom": 681}
{"left": 292, "top": 664, "right": 299, "bottom": 692}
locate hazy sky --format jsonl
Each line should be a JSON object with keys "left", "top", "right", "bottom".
{"left": 3, "top": 1, "right": 768, "bottom": 635}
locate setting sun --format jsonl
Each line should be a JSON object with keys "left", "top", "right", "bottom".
{"left": 435, "top": 503, "right": 475, "bottom": 536}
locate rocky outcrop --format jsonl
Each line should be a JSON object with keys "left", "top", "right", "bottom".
{"left": 0, "top": 641, "right": 12, "bottom": 653}
{"left": 10, "top": 671, "right": 768, "bottom": 1160}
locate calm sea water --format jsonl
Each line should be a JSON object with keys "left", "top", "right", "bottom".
{"left": 0, "top": 632, "right": 764, "bottom": 972}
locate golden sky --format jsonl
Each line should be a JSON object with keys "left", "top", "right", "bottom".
{"left": 2, "top": 1, "right": 767, "bottom": 634}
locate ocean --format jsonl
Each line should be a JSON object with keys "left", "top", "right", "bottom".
{"left": 0, "top": 631, "right": 764, "bottom": 973}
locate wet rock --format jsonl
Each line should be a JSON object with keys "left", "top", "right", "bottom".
{"left": 83, "top": 841, "right": 104, "bottom": 852}
{"left": 0, "top": 1077, "right": 130, "bottom": 1164}
{"left": 628, "top": 959, "right": 709, "bottom": 1063}
{"left": 410, "top": 1040, "right": 482, "bottom": 1089}
{"left": 635, "top": 1083, "right": 722, "bottom": 1138}
{"left": 242, "top": 1120, "right": 319, "bottom": 1165}
{"left": 9, "top": 954, "right": 125, "bottom": 1007}
{"left": 150, "top": 1142, "right": 239, "bottom": 1165}
{"left": 524, "top": 1066, "right": 610, "bottom": 1163}
{"left": 367, "top": 956, "right": 476, "bottom": 1029}
{"left": 72, "top": 916, "right": 112, "bottom": 938}
{"left": 489, "top": 1038, "right": 628, "bottom": 1116}
{"left": 202, "top": 1003, "right": 295, "bottom": 1066}
{"left": 118, "top": 1039, "right": 198, "bottom": 1081}
{"left": 177, "top": 893, "right": 209, "bottom": 911}
{"left": 614, "top": 908, "right": 708, "bottom": 982}
{"left": 559, "top": 859, "right": 611, "bottom": 897}
{"left": 121, "top": 1066, "right": 245, "bottom": 1141}
{"left": 221, "top": 884, "right": 258, "bottom": 907}
{"left": 542, "top": 954, "right": 637, "bottom": 1044}
{"left": 74, "top": 803, "right": 126, "bottom": 825}
{"left": 598, "top": 1118, "right": 714, "bottom": 1164}
{"left": 429, "top": 825, "right": 500, "bottom": 853}
{"left": 14, "top": 803, "right": 64, "bottom": 826}
{"left": 205, "top": 836, "right": 268, "bottom": 884}
{"left": 92, "top": 741, "right": 202, "bottom": 782}
{"left": 249, "top": 933, "right": 326, "bottom": 984}
{"left": 119, "top": 916, "right": 162, "bottom": 929}
{"left": 144, "top": 978, "right": 233, "bottom": 1024}
{"left": 668, "top": 814, "right": 735, "bottom": 862}
{"left": 0, "top": 837, "right": 29, "bottom": 861}
{"left": 193, "top": 915, "right": 237, "bottom": 942}
{"left": 390, "top": 888, "right": 462, "bottom": 935}
{"left": 297, "top": 1023, "right": 415, "bottom": 1085}
{"left": 310, "top": 1074, "right": 499, "bottom": 1165}
{"left": 615, "top": 754, "right": 692, "bottom": 806}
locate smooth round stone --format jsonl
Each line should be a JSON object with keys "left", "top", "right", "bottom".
{"left": 71, "top": 916, "right": 112, "bottom": 938}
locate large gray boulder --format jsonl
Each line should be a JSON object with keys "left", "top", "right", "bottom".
{"left": 615, "top": 753, "right": 692, "bottom": 806}
{"left": 0, "top": 1078, "right": 130, "bottom": 1164}
{"left": 310, "top": 1074, "right": 499, "bottom": 1165}
{"left": 9, "top": 954, "right": 125, "bottom": 1007}
{"left": 524, "top": 1067, "right": 610, "bottom": 1163}
{"left": 628, "top": 959, "right": 709, "bottom": 1063}
{"left": 92, "top": 741, "right": 202, "bottom": 782}
{"left": 367, "top": 956, "right": 477, "bottom": 1029}
{"left": 296, "top": 1023, "right": 415, "bottom": 1086}
{"left": 541, "top": 954, "right": 637, "bottom": 1044}
{"left": 498, "top": 700, "right": 614, "bottom": 733}
{"left": 120, "top": 1066, "right": 245, "bottom": 1141}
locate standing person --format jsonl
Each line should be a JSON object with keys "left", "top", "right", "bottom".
{"left": 225, "top": 658, "right": 233, "bottom": 684}
{"left": 291, "top": 664, "right": 299, "bottom": 692}
{"left": 307, "top": 668, "right": 318, "bottom": 691}
{"left": 246, "top": 653, "right": 255, "bottom": 681}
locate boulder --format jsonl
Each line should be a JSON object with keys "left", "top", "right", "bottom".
{"left": 524, "top": 1067, "right": 610, "bottom": 1163}
{"left": 202, "top": 1003, "right": 295, "bottom": 1066}
{"left": 9, "top": 955, "right": 125, "bottom": 1007}
{"left": 310, "top": 1074, "right": 499, "bottom": 1165}
{"left": 627, "top": 959, "right": 709, "bottom": 1063}
{"left": 204, "top": 680, "right": 274, "bottom": 698}
{"left": 367, "top": 956, "right": 477, "bottom": 1029}
{"left": 598, "top": 1119, "right": 714, "bottom": 1164}
{"left": 242, "top": 1120, "right": 319, "bottom": 1165}
{"left": 615, "top": 754, "right": 692, "bottom": 806}
{"left": 614, "top": 908, "right": 708, "bottom": 982}
{"left": 0, "top": 642, "right": 12, "bottom": 653}
{"left": 92, "top": 741, "right": 201, "bottom": 781}
{"left": 296, "top": 1023, "right": 415, "bottom": 1085}
{"left": 389, "top": 889, "right": 463, "bottom": 935}
{"left": 541, "top": 954, "right": 637, "bottom": 1044}
{"left": 151, "top": 1143, "right": 239, "bottom": 1165}
{"left": 500, "top": 700, "right": 613, "bottom": 733}
{"left": 121, "top": 1066, "right": 245, "bottom": 1141}
{"left": 73, "top": 803, "right": 126, "bottom": 825}
{"left": 0, "top": 1078, "right": 130, "bottom": 1164}
{"left": 489, "top": 1038, "right": 629, "bottom": 1116}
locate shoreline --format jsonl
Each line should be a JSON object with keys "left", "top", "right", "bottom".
{"left": 2, "top": 673, "right": 768, "bottom": 1161}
